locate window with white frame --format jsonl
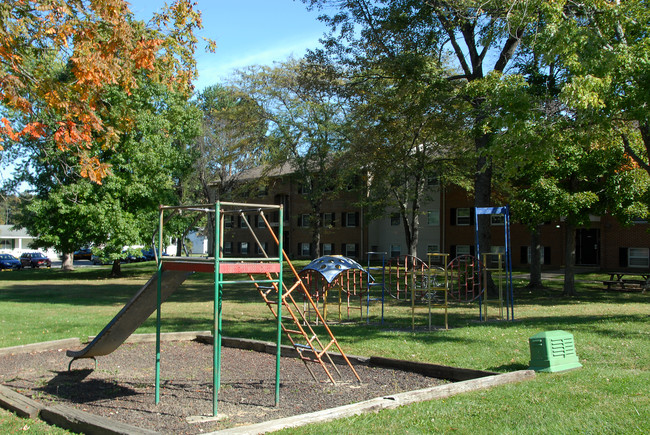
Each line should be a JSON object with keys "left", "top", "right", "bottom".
{"left": 223, "top": 241, "right": 233, "bottom": 255}
{"left": 526, "top": 246, "right": 546, "bottom": 264}
{"left": 427, "top": 244, "right": 439, "bottom": 254}
{"left": 239, "top": 242, "right": 249, "bottom": 255}
{"left": 390, "top": 244, "right": 401, "bottom": 258}
{"left": 344, "top": 243, "right": 357, "bottom": 257}
{"left": 300, "top": 243, "right": 311, "bottom": 256}
{"left": 390, "top": 213, "right": 400, "bottom": 226}
{"left": 256, "top": 242, "right": 268, "bottom": 255}
{"left": 344, "top": 212, "right": 358, "bottom": 227}
{"left": 0, "top": 239, "right": 13, "bottom": 250}
{"left": 322, "top": 243, "right": 334, "bottom": 256}
{"left": 323, "top": 212, "right": 335, "bottom": 228}
{"left": 256, "top": 216, "right": 265, "bottom": 228}
{"left": 224, "top": 215, "right": 234, "bottom": 228}
{"left": 628, "top": 248, "right": 649, "bottom": 268}
{"left": 427, "top": 210, "right": 440, "bottom": 226}
{"left": 456, "top": 208, "right": 471, "bottom": 226}
{"left": 491, "top": 214, "right": 505, "bottom": 225}
{"left": 299, "top": 214, "right": 310, "bottom": 228}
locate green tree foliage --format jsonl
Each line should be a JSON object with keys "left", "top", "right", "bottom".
{"left": 490, "top": 9, "right": 650, "bottom": 295}
{"left": 236, "top": 58, "right": 352, "bottom": 257}
{"left": 180, "top": 84, "right": 269, "bottom": 256}
{"left": 302, "top": 0, "right": 543, "bottom": 255}
{"left": 13, "top": 80, "right": 200, "bottom": 274}
{"left": 348, "top": 59, "right": 470, "bottom": 256}
{"left": 538, "top": 0, "right": 650, "bottom": 175}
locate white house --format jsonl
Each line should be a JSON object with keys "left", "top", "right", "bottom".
{"left": 0, "top": 225, "right": 59, "bottom": 259}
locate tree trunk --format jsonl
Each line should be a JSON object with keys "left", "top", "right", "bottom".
{"left": 563, "top": 223, "right": 577, "bottom": 296}
{"left": 527, "top": 225, "right": 544, "bottom": 289}
{"left": 110, "top": 259, "right": 122, "bottom": 278}
{"left": 475, "top": 133, "right": 492, "bottom": 257}
{"left": 60, "top": 252, "right": 75, "bottom": 271}
{"left": 408, "top": 212, "right": 419, "bottom": 257}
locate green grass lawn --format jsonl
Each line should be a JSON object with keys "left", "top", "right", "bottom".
{"left": 0, "top": 263, "right": 648, "bottom": 434}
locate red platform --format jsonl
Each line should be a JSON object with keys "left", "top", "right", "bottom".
{"left": 161, "top": 259, "right": 281, "bottom": 274}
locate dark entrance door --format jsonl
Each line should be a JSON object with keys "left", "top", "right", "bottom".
{"left": 576, "top": 228, "right": 600, "bottom": 265}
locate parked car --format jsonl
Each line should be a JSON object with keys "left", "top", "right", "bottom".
{"left": 0, "top": 254, "right": 22, "bottom": 270}
{"left": 91, "top": 254, "right": 111, "bottom": 265}
{"left": 141, "top": 248, "right": 167, "bottom": 262}
{"left": 20, "top": 252, "right": 52, "bottom": 268}
{"left": 73, "top": 247, "right": 93, "bottom": 260}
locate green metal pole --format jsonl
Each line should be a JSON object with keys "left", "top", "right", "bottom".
{"left": 275, "top": 205, "right": 283, "bottom": 406}
{"left": 213, "top": 202, "right": 222, "bottom": 417}
{"left": 155, "top": 206, "right": 164, "bottom": 404}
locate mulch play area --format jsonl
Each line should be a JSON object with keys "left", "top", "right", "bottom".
{"left": 0, "top": 335, "right": 534, "bottom": 434}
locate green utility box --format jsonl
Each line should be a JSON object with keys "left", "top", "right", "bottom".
{"left": 528, "top": 330, "right": 582, "bottom": 373}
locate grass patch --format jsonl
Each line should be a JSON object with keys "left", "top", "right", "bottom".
{"left": 0, "top": 264, "right": 648, "bottom": 433}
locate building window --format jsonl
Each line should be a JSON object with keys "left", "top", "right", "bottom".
{"left": 322, "top": 243, "right": 334, "bottom": 256}
{"left": 390, "top": 213, "right": 400, "bottom": 226}
{"left": 427, "top": 244, "right": 439, "bottom": 254}
{"left": 427, "top": 174, "right": 439, "bottom": 186}
{"left": 256, "top": 242, "right": 269, "bottom": 255}
{"left": 298, "top": 214, "right": 310, "bottom": 228}
{"left": 521, "top": 246, "right": 551, "bottom": 265}
{"left": 344, "top": 212, "right": 358, "bottom": 227}
{"left": 344, "top": 243, "right": 358, "bottom": 258}
{"left": 628, "top": 248, "right": 649, "bottom": 268}
{"left": 456, "top": 208, "right": 471, "bottom": 226}
{"left": 390, "top": 244, "right": 401, "bottom": 258}
{"left": 456, "top": 245, "right": 471, "bottom": 255}
{"left": 427, "top": 210, "right": 440, "bottom": 226}
{"left": 323, "top": 213, "right": 335, "bottom": 228}
{"left": 491, "top": 214, "right": 505, "bottom": 226}
{"left": 299, "top": 243, "right": 311, "bottom": 257}
{"left": 223, "top": 241, "right": 233, "bottom": 255}
{"left": 224, "top": 215, "right": 234, "bottom": 228}
{"left": 239, "top": 242, "right": 249, "bottom": 255}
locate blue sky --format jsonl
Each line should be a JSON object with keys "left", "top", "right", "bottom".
{"left": 130, "top": 0, "right": 330, "bottom": 90}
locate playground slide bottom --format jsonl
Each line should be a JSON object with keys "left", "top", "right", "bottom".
{"left": 66, "top": 270, "right": 191, "bottom": 362}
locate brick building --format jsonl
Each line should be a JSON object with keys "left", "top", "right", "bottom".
{"left": 217, "top": 167, "right": 650, "bottom": 271}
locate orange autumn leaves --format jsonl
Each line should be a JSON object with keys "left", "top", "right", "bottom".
{"left": 0, "top": 0, "right": 204, "bottom": 183}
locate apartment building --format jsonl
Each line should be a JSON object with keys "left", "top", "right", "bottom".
{"left": 217, "top": 166, "right": 650, "bottom": 271}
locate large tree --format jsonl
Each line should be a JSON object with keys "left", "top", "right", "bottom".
{"left": 182, "top": 84, "right": 269, "bottom": 256}
{"left": 13, "top": 79, "right": 200, "bottom": 274}
{"left": 0, "top": 0, "right": 209, "bottom": 182}
{"left": 236, "top": 58, "right": 352, "bottom": 258}
{"left": 347, "top": 59, "right": 470, "bottom": 257}
{"left": 302, "top": 0, "right": 542, "bottom": 256}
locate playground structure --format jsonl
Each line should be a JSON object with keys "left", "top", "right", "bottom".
{"left": 474, "top": 206, "right": 515, "bottom": 321}
{"left": 66, "top": 201, "right": 361, "bottom": 419}
{"left": 299, "top": 256, "right": 370, "bottom": 323}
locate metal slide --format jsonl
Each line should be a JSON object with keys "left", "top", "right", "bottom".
{"left": 66, "top": 270, "right": 191, "bottom": 364}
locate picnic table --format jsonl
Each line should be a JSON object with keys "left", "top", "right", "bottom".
{"left": 602, "top": 271, "right": 650, "bottom": 292}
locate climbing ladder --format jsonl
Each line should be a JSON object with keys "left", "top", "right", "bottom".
{"left": 246, "top": 209, "right": 361, "bottom": 384}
